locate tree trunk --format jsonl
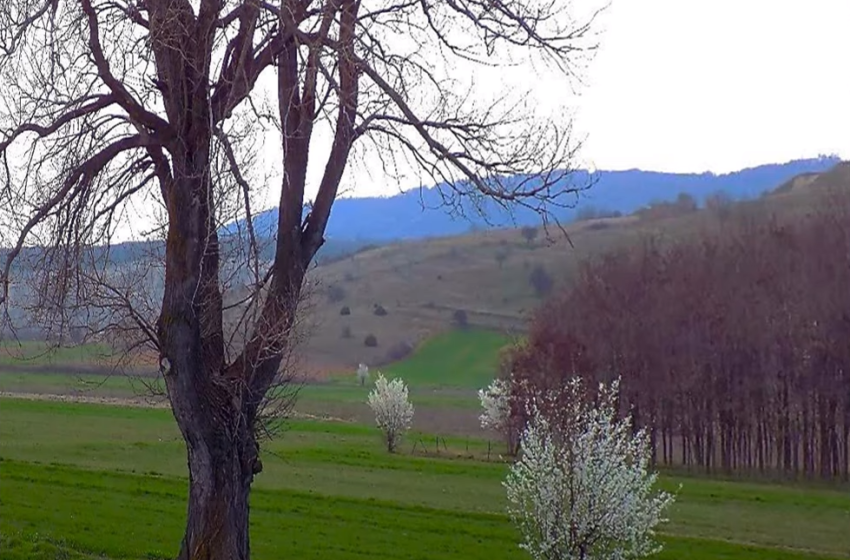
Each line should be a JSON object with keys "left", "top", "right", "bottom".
{"left": 177, "top": 434, "right": 257, "bottom": 560}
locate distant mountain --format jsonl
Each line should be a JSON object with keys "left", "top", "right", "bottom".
{"left": 241, "top": 156, "right": 842, "bottom": 241}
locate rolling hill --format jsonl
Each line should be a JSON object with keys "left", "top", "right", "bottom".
{"left": 298, "top": 160, "right": 850, "bottom": 372}
{"left": 2, "top": 159, "right": 847, "bottom": 375}
{"left": 243, "top": 156, "right": 840, "bottom": 241}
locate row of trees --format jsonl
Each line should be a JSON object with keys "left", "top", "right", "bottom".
{"left": 508, "top": 192, "right": 850, "bottom": 480}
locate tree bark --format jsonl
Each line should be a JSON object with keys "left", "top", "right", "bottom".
{"left": 176, "top": 422, "right": 259, "bottom": 560}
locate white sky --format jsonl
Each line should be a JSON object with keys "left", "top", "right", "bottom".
{"left": 327, "top": 0, "right": 850, "bottom": 200}
{"left": 573, "top": 0, "right": 850, "bottom": 174}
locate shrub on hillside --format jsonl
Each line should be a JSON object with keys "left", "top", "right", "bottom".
{"left": 383, "top": 340, "right": 414, "bottom": 362}
{"left": 339, "top": 305, "right": 351, "bottom": 316}
{"left": 494, "top": 249, "right": 509, "bottom": 268}
{"left": 364, "top": 334, "right": 378, "bottom": 347}
{"left": 520, "top": 226, "right": 538, "bottom": 246}
{"left": 528, "top": 264, "right": 553, "bottom": 297}
{"left": 326, "top": 283, "right": 347, "bottom": 303}
{"left": 705, "top": 190, "right": 734, "bottom": 221}
{"left": 584, "top": 220, "right": 611, "bottom": 231}
{"left": 373, "top": 304, "right": 388, "bottom": 316}
{"left": 575, "top": 206, "right": 622, "bottom": 222}
{"left": 452, "top": 309, "right": 469, "bottom": 328}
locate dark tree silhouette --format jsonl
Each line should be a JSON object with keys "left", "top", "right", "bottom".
{"left": 521, "top": 225, "right": 539, "bottom": 245}
{"left": 0, "top": 1, "right": 602, "bottom": 557}
{"left": 529, "top": 264, "right": 554, "bottom": 296}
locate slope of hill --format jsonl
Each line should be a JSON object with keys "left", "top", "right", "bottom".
{"left": 299, "top": 161, "right": 850, "bottom": 370}
{"left": 3, "top": 160, "right": 846, "bottom": 374}
{"left": 245, "top": 156, "right": 840, "bottom": 241}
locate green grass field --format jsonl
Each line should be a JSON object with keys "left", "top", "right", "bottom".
{"left": 0, "top": 341, "right": 116, "bottom": 366}
{"left": 0, "top": 329, "right": 506, "bottom": 437}
{"left": 2, "top": 398, "right": 849, "bottom": 560}
{"left": 381, "top": 329, "right": 511, "bottom": 389}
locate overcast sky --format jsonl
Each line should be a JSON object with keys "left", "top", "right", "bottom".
{"left": 573, "top": 0, "right": 850, "bottom": 174}
{"left": 329, "top": 0, "right": 850, "bottom": 200}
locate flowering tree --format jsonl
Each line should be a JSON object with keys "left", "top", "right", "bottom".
{"left": 479, "top": 377, "right": 511, "bottom": 430}
{"left": 504, "top": 377, "right": 674, "bottom": 560}
{"left": 356, "top": 363, "right": 370, "bottom": 387}
{"left": 367, "top": 374, "right": 414, "bottom": 452}
{"left": 479, "top": 377, "right": 520, "bottom": 454}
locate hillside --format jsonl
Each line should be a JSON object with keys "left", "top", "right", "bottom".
{"left": 2, "top": 160, "right": 847, "bottom": 373}
{"left": 244, "top": 156, "right": 840, "bottom": 241}
{"left": 299, "top": 161, "right": 850, "bottom": 371}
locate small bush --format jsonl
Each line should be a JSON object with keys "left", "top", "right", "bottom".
{"left": 364, "top": 334, "right": 378, "bottom": 347}
{"left": 529, "top": 264, "right": 554, "bottom": 297}
{"left": 340, "top": 306, "right": 351, "bottom": 316}
{"left": 326, "top": 283, "right": 347, "bottom": 303}
{"left": 520, "top": 226, "right": 538, "bottom": 245}
{"left": 383, "top": 340, "right": 414, "bottom": 362}
{"left": 495, "top": 249, "right": 509, "bottom": 268}
{"left": 373, "top": 304, "right": 388, "bottom": 316}
{"left": 452, "top": 309, "right": 469, "bottom": 328}
{"left": 585, "top": 221, "right": 611, "bottom": 231}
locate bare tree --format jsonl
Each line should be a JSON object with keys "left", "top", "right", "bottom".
{"left": 0, "top": 1, "right": 603, "bottom": 558}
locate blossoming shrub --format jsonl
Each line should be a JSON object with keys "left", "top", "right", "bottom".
{"left": 478, "top": 377, "right": 521, "bottom": 454}
{"left": 479, "top": 377, "right": 510, "bottom": 431}
{"left": 367, "top": 373, "right": 414, "bottom": 453}
{"left": 356, "top": 363, "right": 369, "bottom": 386}
{"left": 505, "top": 377, "right": 674, "bottom": 560}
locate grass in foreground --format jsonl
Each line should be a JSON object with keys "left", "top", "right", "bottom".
{"left": 1, "top": 398, "right": 849, "bottom": 560}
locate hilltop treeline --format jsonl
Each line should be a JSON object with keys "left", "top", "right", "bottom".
{"left": 508, "top": 193, "right": 850, "bottom": 480}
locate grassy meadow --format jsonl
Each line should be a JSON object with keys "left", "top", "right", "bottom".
{"left": 0, "top": 330, "right": 510, "bottom": 437}
{"left": 2, "top": 397, "right": 850, "bottom": 560}
{"left": 299, "top": 170, "right": 849, "bottom": 369}
{"left": 1, "top": 328, "right": 849, "bottom": 559}
{"left": 3, "top": 169, "right": 850, "bottom": 559}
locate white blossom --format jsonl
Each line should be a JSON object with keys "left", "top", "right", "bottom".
{"left": 367, "top": 373, "right": 414, "bottom": 453}
{"left": 479, "top": 377, "right": 511, "bottom": 431}
{"left": 504, "top": 377, "right": 675, "bottom": 560}
{"left": 356, "top": 363, "right": 370, "bottom": 386}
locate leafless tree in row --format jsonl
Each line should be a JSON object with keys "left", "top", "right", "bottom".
{"left": 508, "top": 189, "right": 850, "bottom": 481}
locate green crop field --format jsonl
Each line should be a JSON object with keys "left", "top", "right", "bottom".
{"left": 2, "top": 398, "right": 849, "bottom": 560}
{"left": 0, "top": 329, "right": 507, "bottom": 437}
{"left": 381, "top": 329, "right": 512, "bottom": 389}
{"left": 0, "top": 341, "right": 116, "bottom": 366}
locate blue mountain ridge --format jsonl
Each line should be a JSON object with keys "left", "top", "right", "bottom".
{"left": 242, "top": 156, "right": 841, "bottom": 242}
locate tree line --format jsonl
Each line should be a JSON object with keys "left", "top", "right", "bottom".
{"left": 507, "top": 192, "right": 850, "bottom": 480}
